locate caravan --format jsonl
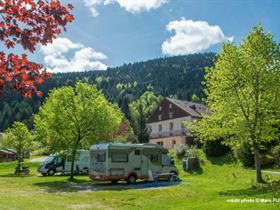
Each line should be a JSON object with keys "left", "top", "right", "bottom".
{"left": 89, "top": 143, "right": 178, "bottom": 184}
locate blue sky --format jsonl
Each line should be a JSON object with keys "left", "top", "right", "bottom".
{"left": 14, "top": 0, "right": 280, "bottom": 72}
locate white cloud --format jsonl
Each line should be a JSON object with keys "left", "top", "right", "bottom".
{"left": 41, "top": 38, "right": 83, "bottom": 56}
{"left": 83, "top": 0, "right": 168, "bottom": 16}
{"left": 83, "top": 0, "right": 103, "bottom": 17}
{"left": 40, "top": 38, "right": 108, "bottom": 73}
{"left": 162, "top": 18, "right": 233, "bottom": 56}
{"left": 116, "top": 0, "right": 168, "bottom": 13}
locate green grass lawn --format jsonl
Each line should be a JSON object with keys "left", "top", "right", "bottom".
{"left": 0, "top": 152, "right": 279, "bottom": 210}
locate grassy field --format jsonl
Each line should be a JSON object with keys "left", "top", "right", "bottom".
{"left": 0, "top": 152, "right": 279, "bottom": 210}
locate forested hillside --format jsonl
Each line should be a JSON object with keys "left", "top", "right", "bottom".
{"left": 0, "top": 53, "right": 216, "bottom": 131}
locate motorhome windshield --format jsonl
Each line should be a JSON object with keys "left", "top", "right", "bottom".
{"left": 93, "top": 151, "right": 106, "bottom": 162}
{"left": 44, "top": 156, "right": 56, "bottom": 164}
{"left": 162, "top": 154, "right": 174, "bottom": 166}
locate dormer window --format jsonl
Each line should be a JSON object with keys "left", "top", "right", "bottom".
{"left": 158, "top": 124, "right": 162, "bottom": 132}
{"left": 190, "top": 104, "right": 196, "bottom": 110}
{"left": 158, "top": 114, "right": 162, "bottom": 121}
{"left": 168, "top": 112, "right": 173, "bottom": 119}
{"left": 169, "top": 103, "right": 173, "bottom": 109}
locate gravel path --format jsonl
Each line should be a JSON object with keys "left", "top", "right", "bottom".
{"left": 29, "top": 156, "right": 48, "bottom": 163}
{"left": 262, "top": 170, "right": 280, "bottom": 176}
{"left": 74, "top": 181, "right": 187, "bottom": 192}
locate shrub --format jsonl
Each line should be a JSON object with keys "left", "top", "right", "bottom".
{"left": 234, "top": 143, "right": 255, "bottom": 167}
{"left": 272, "top": 144, "right": 280, "bottom": 168}
{"left": 186, "top": 146, "right": 199, "bottom": 158}
{"left": 173, "top": 145, "right": 199, "bottom": 159}
{"left": 174, "top": 145, "right": 188, "bottom": 159}
{"left": 31, "top": 147, "right": 50, "bottom": 156}
{"left": 203, "top": 139, "right": 230, "bottom": 157}
{"left": 260, "top": 154, "right": 274, "bottom": 168}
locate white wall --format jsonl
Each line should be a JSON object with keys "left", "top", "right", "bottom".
{"left": 148, "top": 116, "right": 192, "bottom": 135}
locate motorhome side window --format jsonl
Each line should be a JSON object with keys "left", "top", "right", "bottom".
{"left": 96, "top": 153, "right": 106, "bottom": 162}
{"left": 112, "top": 152, "right": 128, "bottom": 162}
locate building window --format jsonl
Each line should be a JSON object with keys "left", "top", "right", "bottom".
{"left": 169, "top": 122, "right": 173, "bottom": 131}
{"left": 148, "top": 126, "right": 152, "bottom": 133}
{"left": 168, "top": 112, "right": 173, "bottom": 119}
{"left": 181, "top": 122, "right": 185, "bottom": 129}
{"left": 159, "top": 106, "right": 162, "bottom": 111}
{"left": 157, "top": 141, "right": 163, "bottom": 146}
{"left": 158, "top": 114, "right": 162, "bottom": 121}
{"left": 173, "top": 139, "right": 176, "bottom": 146}
{"left": 158, "top": 124, "right": 162, "bottom": 132}
{"left": 169, "top": 103, "right": 173, "bottom": 109}
{"left": 181, "top": 122, "right": 186, "bottom": 134}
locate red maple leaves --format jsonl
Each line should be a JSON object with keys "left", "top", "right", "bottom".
{"left": 0, "top": 53, "right": 51, "bottom": 97}
{"left": 0, "top": 0, "right": 74, "bottom": 97}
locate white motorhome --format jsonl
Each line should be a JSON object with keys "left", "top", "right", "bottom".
{"left": 89, "top": 143, "right": 178, "bottom": 184}
{"left": 38, "top": 150, "right": 90, "bottom": 176}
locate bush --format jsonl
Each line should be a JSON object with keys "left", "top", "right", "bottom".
{"left": 185, "top": 146, "right": 199, "bottom": 158}
{"left": 272, "top": 144, "right": 280, "bottom": 168}
{"left": 174, "top": 145, "right": 199, "bottom": 159}
{"left": 31, "top": 147, "right": 50, "bottom": 156}
{"left": 234, "top": 143, "right": 255, "bottom": 167}
{"left": 203, "top": 139, "right": 230, "bottom": 157}
{"left": 174, "top": 145, "right": 188, "bottom": 159}
{"left": 260, "top": 154, "right": 274, "bottom": 168}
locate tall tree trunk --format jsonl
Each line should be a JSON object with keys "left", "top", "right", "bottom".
{"left": 70, "top": 131, "right": 81, "bottom": 180}
{"left": 252, "top": 142, "right": 263, "bottom": 183}
{"left": 70, "top": 149, "right": 77, "bottom": 180}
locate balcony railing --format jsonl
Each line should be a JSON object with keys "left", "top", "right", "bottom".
{"left": 150, "top": 128, "right": 187, "bottom": 139}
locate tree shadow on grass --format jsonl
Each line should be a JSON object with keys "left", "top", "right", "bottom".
{"left": 0, "top": 173, "right": 34, "bottom": 178}
{"left": 219, "top": 180, "right": 280, "bottom": 197}
{"left": 206, "top": 153, "right": 237, "bottom": 166}
{"left": 34, "top": 179, "right": 183, "bottom": 193}
{"left": 186, "top": 167, "right": 204, "bottom": 175}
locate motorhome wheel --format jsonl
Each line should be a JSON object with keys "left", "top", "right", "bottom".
{"left": 25, "top": 169, "right": 30, "bottom": 175}
{"left": 48, "top": 169, "right": 55, "bottom": 176}
{"left": 83, "top": 167, "right": 89, "bottom": 174}
{"left": 127, "top": 175, "right": 137, "bottom": 184}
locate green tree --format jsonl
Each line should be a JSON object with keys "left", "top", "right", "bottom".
{"left": 2, "top": 122, "right": 33, "bottom": 163}
{"left": 191, "top": 94, "right": 200, "bottom": 102}
{"left": 34, "top": 82, "right": 123, "bottom": 179}
{"left": 137, "top": 104, "right": 150, "bottom": 143}
{"left": 187, "top": 26, "right": 280, "bottom": 183}
{"left": 120, "top": 95, "right": 132, "bottom": 121}
{"left": 129, "top": 91, "right": 162, "bottom": 142}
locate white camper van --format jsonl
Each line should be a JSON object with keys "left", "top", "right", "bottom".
{"left": 89, "top": 143, "right": 178, "bottom": 184}
{"left": 38, "top": 150, "right": 90, "bottom": 176}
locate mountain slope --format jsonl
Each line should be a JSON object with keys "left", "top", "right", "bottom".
{"left": 0, "top": 53, "right": 216, "bottom": 131}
